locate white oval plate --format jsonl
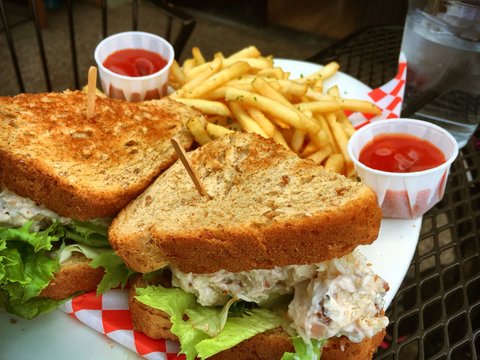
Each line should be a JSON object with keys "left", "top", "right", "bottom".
{"left": 0, "top": 59, "right": 421, "bottom": 360}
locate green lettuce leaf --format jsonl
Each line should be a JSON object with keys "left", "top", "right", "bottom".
{"left": 0, "top": 239, "right": 6, "bottom": 283}
{"left": 281, "top": 337, "right": 326, "bottom": 360}
{"left": 136, "top": 285, "right": 285, "bottom": 360}
{"left": 0, "top": 219, "right": 120, "bottom": 319}
{"left": 135, "top": 285, "right": 207, "bottom": 360}
{"left": 56, "top": 243, "right": 111, "bottom": 263}
{"left": 0, "top": 221, "right": 62, "bottom": 252}
{"left": 0, "top": 243, "right": 60, "bottom": 301}
{"left": 63, "top": 220, "right": 110, "bottom": 248}
{"left": 0, "top": 240, "right": 61, "bottom": 319}
{"left": 186, "top": 296, "right": 238, "bottom": 337}
{"left": 0, "top": 289, "right": 64, "bottom": 319}
{"left": 195, "top": 308, "right": 284, "bottom": 358}
{"left": 90, "top": 252, "right": 135, "bottom": 294}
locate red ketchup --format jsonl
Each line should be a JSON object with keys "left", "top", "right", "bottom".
{"left": 359, "top": 133, "right": 446, "bottom": 173}
{"left": 103, "top": 48, "right": 167, "bottom": 77}
{"left": 359, "top": 133, "right": 447, "bottom": 218}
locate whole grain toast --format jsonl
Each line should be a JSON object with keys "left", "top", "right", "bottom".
{"left": 109, "top": 132, "right": 381, "bottom": 274}
{"left": 129, "top": 277, "right": 386, "bottom": 360}
{"left": 0, "top": 90, "right": 198, "bottom": 220}
{"left": 39, "top": 252, "right": 104, "bottom": 300}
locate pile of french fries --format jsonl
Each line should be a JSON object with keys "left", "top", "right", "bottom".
{"left": 169, "top": 46, "right": 381, "bottom": 177}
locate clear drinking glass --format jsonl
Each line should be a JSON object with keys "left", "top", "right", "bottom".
{"left": 400, "top": 0, "right": 480, "bottom": 148}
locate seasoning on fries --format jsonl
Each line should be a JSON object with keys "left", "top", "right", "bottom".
{"left": 169, "top": 46, "right": 381, "bottom": 178}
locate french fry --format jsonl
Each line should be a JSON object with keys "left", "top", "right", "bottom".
{"left": 256, "top": 67, "right": 284, "bottom": 79}
{"left": 307, "top": 145, "right": 333, "bottom": 164}
{"left": 223, "top": 57, "right": 273, "bottom": 70}
{"left": 300, "top": 141, "right": 319, "bottom": 158}
{"left": 246, "top": 106, "right": 276, "bottom": 137}
{"left": 337, "top": 111, "right": 356, "bottom": 138}
{"left": 297, "top": 61, "right": 340, "bottom": 84}
{"left": 186, "top": 116, "right": 212, "bottom": 145}
{"left": 171, "top": 46, "right": 382, "bottom": 179}
{"left": 318, "top": 61, "right": 340, "bottom": 80}
{"left": 272, "top": 131, "right": 291, "bottom": 150}
{"left": 226, "top": 75, "right": 256, "bottom": 86}
{"left": 305, "top": 89, "right": 334, "bottom": 101}
{"left": 325, "top": 153, "right": 345, "bottom": 174}
{"left": 251, "top": 77, "right": 323, "bottom": 144}
{"left": 327, "top": 85, "right": 340, "bottom": 97}
{"left": 275, "top": 80, "right": 308, "bottom": 98}
{"left": 296, "top": 100, "right": 342, "bottom": 113}
{"left": 184, "top": 62, "right": 251, "bottom": 99}
{"left": 182, "top": 58, "right": 196, "bottom": 75}
{"left": 184, "top": 61, "right": 215, "bottom": 82}
{"left": 201, "top": 84, "right": 254, "bottom": 100}
{"left": 192, "top": 47, "right": 206, "bottom": 65}
{"left": 300, "top": 97, "right": 381, "bottom": 115}
{"left": 229, "top": 101, "right": 269, "bottom": 138}
{"left": 309, "top": 128, "right": 330, "bottom": 149}
{"left": 224, "top": 88, "right": 303, "bottom": 129}
{"left": 206, "top": 122, "right": 235, "bottom": 139}
{"left": 251, "top": 76, "right": 290, "bottom": 106}
{"left": 180, "top": 55, "right": 223, "bottom": 94}
{"left": 316, "top": 114, "right": 340, "bottom": 153}
{"left": 175, "top": 98, "right": 232, "bottom": 117}
{"left": 338, "top": 99, "right": 382, "bottom": 115}
{"left": 325, "top": 113, "right": 354, "bottom": 176}
{"left": 291, "top": 128, "right": 306, "bottom": 153}
{"left": 246, "top": 107, "right": 290, "bottom": 148}
{"left": 169, "top": 60, "right": 186, "bottom": 87}
{"left": 227, "top": 45, "right": 261, "bottom": 60}
{"left": 313, "top": 79, "right": 323, "bottom": 92}
{"left": 270, "top": 117, "right": 292, "bottom": 130}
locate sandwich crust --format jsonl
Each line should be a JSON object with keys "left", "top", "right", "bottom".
{"left": 0, "top": 91, "right": 196, "bottom": 220}
{"left": 129, "top": 279, "right": 386, "bottom": 359}
{"left": 110, "top": 133, "right": 382, "bottom": 274}
{"left": 39, "top": 253, "right": 104, "bottom": 300}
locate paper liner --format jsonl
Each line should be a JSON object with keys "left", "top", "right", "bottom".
{"left": 348, "top": 118, "right": 458, "bottom": 218}
{"left": 59, "top": 290, "right": 184, "bottom": 360}
{"left": 60, "top": 54, "right": 408, "bottom": 359}
{"left": 94, "top": 31, "right": 174, "bottom": 102}
{"left": 348, "top": 52, "right": 407, "bottom": 129}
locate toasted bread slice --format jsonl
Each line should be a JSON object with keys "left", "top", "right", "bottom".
{"left": 0, "top": 90, "right": 198, "bottom": 220}
{"left": 128, "top": 279, "right": 386, "bottom": 360}
{"left": 39, "top": 253, "right": 104, "bottom": 300}
{"left": 110, "top": 132, "right": 381, "bottom": 274}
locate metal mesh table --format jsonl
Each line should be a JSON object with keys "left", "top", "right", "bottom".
{"left": 308, "top": 26, "right": 480, "bottom": 360}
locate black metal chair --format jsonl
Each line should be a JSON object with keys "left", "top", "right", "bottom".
{"left": 0, "top": 0, "right": 195, "bottom": 94}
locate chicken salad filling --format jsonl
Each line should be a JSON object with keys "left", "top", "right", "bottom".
{"left": 172, "top": 250, "right": 388, "bottom": 343}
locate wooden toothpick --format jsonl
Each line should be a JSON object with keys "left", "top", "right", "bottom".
{"left": 171, "top": 137, "right": 210, "bottom": 199}
{"left": 86, "top": 66, "right": 97, "bottom": 118}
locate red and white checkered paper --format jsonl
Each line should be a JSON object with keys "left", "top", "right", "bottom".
{"left": 349, "top": 52, "right": 407, "bottom": 129}
{"left": 59, "top": 53, "right": 407, "bottom": 360}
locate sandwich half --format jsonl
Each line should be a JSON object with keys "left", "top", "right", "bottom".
{"left": 0, "top": 90, "right": 199, "bottom": 319}
{"left": 109, "top": 132, "right": 388, "bottom": 359}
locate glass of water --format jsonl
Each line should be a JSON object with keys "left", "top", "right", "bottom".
{"left": 400, "top": 0, "right": 480, "bottom": 148}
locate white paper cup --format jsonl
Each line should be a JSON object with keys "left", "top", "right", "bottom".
{"left": 348, "top": 119, "right": 459, "bottom": 219}
{"left": 94, "top": 31, "right": 174, "bottom": 102}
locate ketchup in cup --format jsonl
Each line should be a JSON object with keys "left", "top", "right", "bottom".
{"left": 359, "top": 133, "right": 446, "bottom": 173}
{"left": 94, "top": 31, "right": 174, "bottom": 102}
{"left": 103, "top": 48, "right": 168, "bottom": 77}
{"left": 348, "top": 119, "right": 458, "bottom": 219}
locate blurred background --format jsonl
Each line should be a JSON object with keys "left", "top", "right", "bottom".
{"left": 0, "top": 0, "right": 407, "bottom": 95}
